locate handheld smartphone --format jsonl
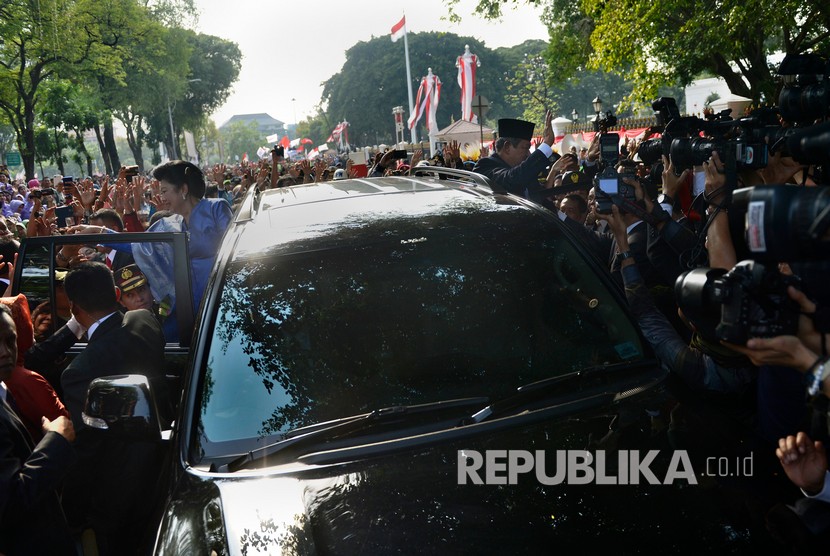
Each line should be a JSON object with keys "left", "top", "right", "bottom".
{"left": 392, "top": 149, "right": 408, "bottom": 160}
{"left": 55, "top": 205, "right": 73, "bottom": 228}
{"left": 62, "top": 176, "right": 74, "bottom": 184}
{"left": 599, "top": 133, "right": 620, "bottom": 165}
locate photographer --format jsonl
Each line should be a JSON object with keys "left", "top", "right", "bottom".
{"left": 597, "top": 182, "right": 754, "bottom": 395}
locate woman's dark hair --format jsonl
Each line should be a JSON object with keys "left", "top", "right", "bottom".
{"left": 152, "top": 160, "right": 206, "bottom": 199}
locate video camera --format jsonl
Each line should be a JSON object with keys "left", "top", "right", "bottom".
{"left": 669, "top": 51, "right": 830, "bottom": 344}
{"left": 594, "top": 131, "right": 639, "bottom": 215}
{"left": 675, "top": 260, "right": 801, "bottom": 344}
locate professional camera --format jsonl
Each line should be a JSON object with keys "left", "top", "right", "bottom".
{"left": 593, "top": 110, "right": 618, "bottom": 133}
{"left": 675, "top": 260, "right": 801, "bottom": 344}
{"left": 594, "top": 132, "right": 638, "bottom": 214}
{"left": 727, "top": 185, "right": 830, "bottom": 263}
{"left": 778, "top": 53, "right": 829, "bottom": 124}
{"left": 669, "top": 135, "right": 768, "bottom": 171}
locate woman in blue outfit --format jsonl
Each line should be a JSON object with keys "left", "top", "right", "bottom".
{"left": 148, "top": 160, "right": 233, "bottom": 310}
{"left": 90, "top": 161, "right": 232, "bottom": 341}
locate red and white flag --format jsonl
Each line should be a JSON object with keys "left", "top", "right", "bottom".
{"left": 408, "top": 72, "right": 441, "bottom": 136}
{"left": 457, "top": 51, "right": 479, "bottom": 122}
{"left": 326, "top": 121, "right": 350, "bottom": 147}
{"left": 391, "top": 16, "right": 406, "bottom": 43}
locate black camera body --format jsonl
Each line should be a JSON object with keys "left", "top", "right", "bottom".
{"left": 670, "top": 135, "right": 768, "bottom": 172}
{"left": 777, "top": 53, "right": 830, "bottom": 124}
{"left": 675, "top": 260, "right": 801, "bottom": 344}
{"left": 593, "top": 132, "right": 637, "bottom": 214}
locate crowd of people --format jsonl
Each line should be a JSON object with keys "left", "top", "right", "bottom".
{"left": 472, "top": 110, "right": 830, "bottom": 549}
{"left": 1, "top": 103, "right": 829, "bottom": 553}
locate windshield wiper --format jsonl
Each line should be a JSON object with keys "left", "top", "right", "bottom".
{"left": 461, "top": 360, "right": 661, "bottom": 425}
{"left": 216, "top": 396, "right": 488, "bottom": 473}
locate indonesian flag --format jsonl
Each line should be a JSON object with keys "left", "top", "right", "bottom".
{"left": 280, "top": 135, "right": 291, "bottom": 149}
{"left": 307, "top": 147, "right": 320, "bottom": 160}
{"left": 290, "top": 137, "right": 301, "bottom": 148}
{"left": 408, "top": 72, "right": 441, "bottom": 136}
{"left": 242, "top": 152, "right": 248, "bottom": 164}
{"left": 327, "top": 122, "right": 346, "bottom": 143}
{"left": 300, "top": 138, "right": 313, "bottom": 145}
{"left": 457, "top": 52, "right": 478, "bottom": 122}
{"left": 391, "top": 16, "right": 406, "bottom": 43}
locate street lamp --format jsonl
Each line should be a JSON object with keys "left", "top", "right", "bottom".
{"left": 592, "top": 96, "right": 603, "bottom": 132}
{"left": 571, "top": 109, "right": 579, "bottom": 122}
{"left": 168, "top": 78, "right": 202, "bottom": 160}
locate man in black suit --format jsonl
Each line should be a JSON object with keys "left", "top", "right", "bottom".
{"left": 59, "top": 262, "right": 165, "bottom": 555}
{"left": 0, "top": 304, "right": 77, "bottom": 555}
{"left": 473, "top": 110, "right": 556, "bottom": 197}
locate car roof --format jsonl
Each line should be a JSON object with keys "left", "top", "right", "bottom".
{"left": 228, "top": 172, "right": 534, "bottom": 260}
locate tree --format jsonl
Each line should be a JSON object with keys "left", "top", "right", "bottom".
{"left": 220, "top": 121, "right": 263, "bottom": 163}
{"left": 505, "top": 52, "right": 556, "bottom": 124}
{"left": 448, "top": 0, "right": 830, "bottom": 107}
{"left": 295, "top": 109, "right": 332, "bottom": 147}
{"left": 322, "top": 33, "right": 520, "bottom": 146}
{"left": 0, "top": 0, "right": 152, "bottom": 179}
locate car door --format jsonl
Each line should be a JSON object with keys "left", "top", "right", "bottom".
{"left": 13, "top": 231, "right": 194, "bottom": 404}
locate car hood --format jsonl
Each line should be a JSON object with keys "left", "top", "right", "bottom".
{"left": 157, "top": 397, "right": 758, "bottom": 555}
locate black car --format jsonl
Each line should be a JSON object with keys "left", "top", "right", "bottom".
{"left": 72, "top": 169, "right": 772, "bottom": 554}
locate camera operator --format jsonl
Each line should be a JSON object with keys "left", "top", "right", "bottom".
{"left": 596, "top": 178, "right": 754, "bottom": 395}
{"left": 691, "top": 153, "right": 815, "bottom": 451}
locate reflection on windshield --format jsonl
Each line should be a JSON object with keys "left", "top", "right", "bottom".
{"left": 199, "top": 207, "right": 643, "bottom": 452}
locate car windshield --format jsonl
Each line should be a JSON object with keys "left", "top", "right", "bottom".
{"left": 197, "top": 200, "right": 645, "bottom": 457}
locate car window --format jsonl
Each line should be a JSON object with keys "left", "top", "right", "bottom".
{"left": 197, "top": 205, "right": 645, "bottom": 457}
{"left": 17, "top": 232, "right": 194, "bottom": 348}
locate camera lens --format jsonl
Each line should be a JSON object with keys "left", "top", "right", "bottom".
{"left": 779, "top": 83, "right": 830, "bottom": 123}
{"left": 670, "top": 137, "right": 723, "bottom": 170}
{"left": 636, "top": 139, "right": 663, "bottom": 165}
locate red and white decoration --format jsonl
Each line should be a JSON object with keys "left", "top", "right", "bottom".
{"left": 408, "top": 70, "right": 441, "bottom": 136}
{"left": 456, "top": 47, "right": 479, "bottom": 123}
{"left": 326, "top": 121, "right": 350, "bottom": 148}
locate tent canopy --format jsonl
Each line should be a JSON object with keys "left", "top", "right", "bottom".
{"left": 435, "top": 119, "right": 494, "bottom": 145}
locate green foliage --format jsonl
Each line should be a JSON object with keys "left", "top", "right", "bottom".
{"left": 295, "top": 109, "right": 331, "bottom": 147}
{"left": 447, "top": 0, "right": 830, "bottom": 109}
{"left": 322, "top": 32, "right": 527, "bottom": 145}
{"left": 0, "top": 0, "right": 240, "bottom": 177}
{"left": 220, "top": 121, "right": 263, "bottom": 163}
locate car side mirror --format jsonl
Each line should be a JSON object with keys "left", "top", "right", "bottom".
{"left": 82, "top": 374, "right": 162, "bottom": 441}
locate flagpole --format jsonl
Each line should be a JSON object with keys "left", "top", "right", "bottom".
{"left": 402, "top": 15, "right": 417, "bottom": 145}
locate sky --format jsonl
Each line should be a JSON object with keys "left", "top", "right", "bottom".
{"left": 194, "top": 0, "right": 549, "bottom": 128}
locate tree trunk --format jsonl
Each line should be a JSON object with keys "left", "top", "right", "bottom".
{"left": 54, "top": 128, "right": 65, "bottom": 175}
{"left": 94, "top": 124, "right": 112, "bottom": 175}
{"left": 22, "top": 103, "right": 36, "bottom": 181}
{"left": 123, "top": 117, "right": 144, "bottom": 171}
{"left": 74, "top": 130, "right": 94, "bottom": 177}
{"left": 103, "top": 120, "right": 121, "bottom": 171}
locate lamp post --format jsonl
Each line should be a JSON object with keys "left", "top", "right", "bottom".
{"left": 168, "top": 78, "right": 202, "bottom": 160}
{"left": 592, "top": 96, "right": 603, "bottom": 132}
{"left": 571, "top": 109, "right": 579, "bottom": 131}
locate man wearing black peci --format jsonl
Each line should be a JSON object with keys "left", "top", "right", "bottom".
{"left": 473, "top": 110, "right": 556, "bottom": 197}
